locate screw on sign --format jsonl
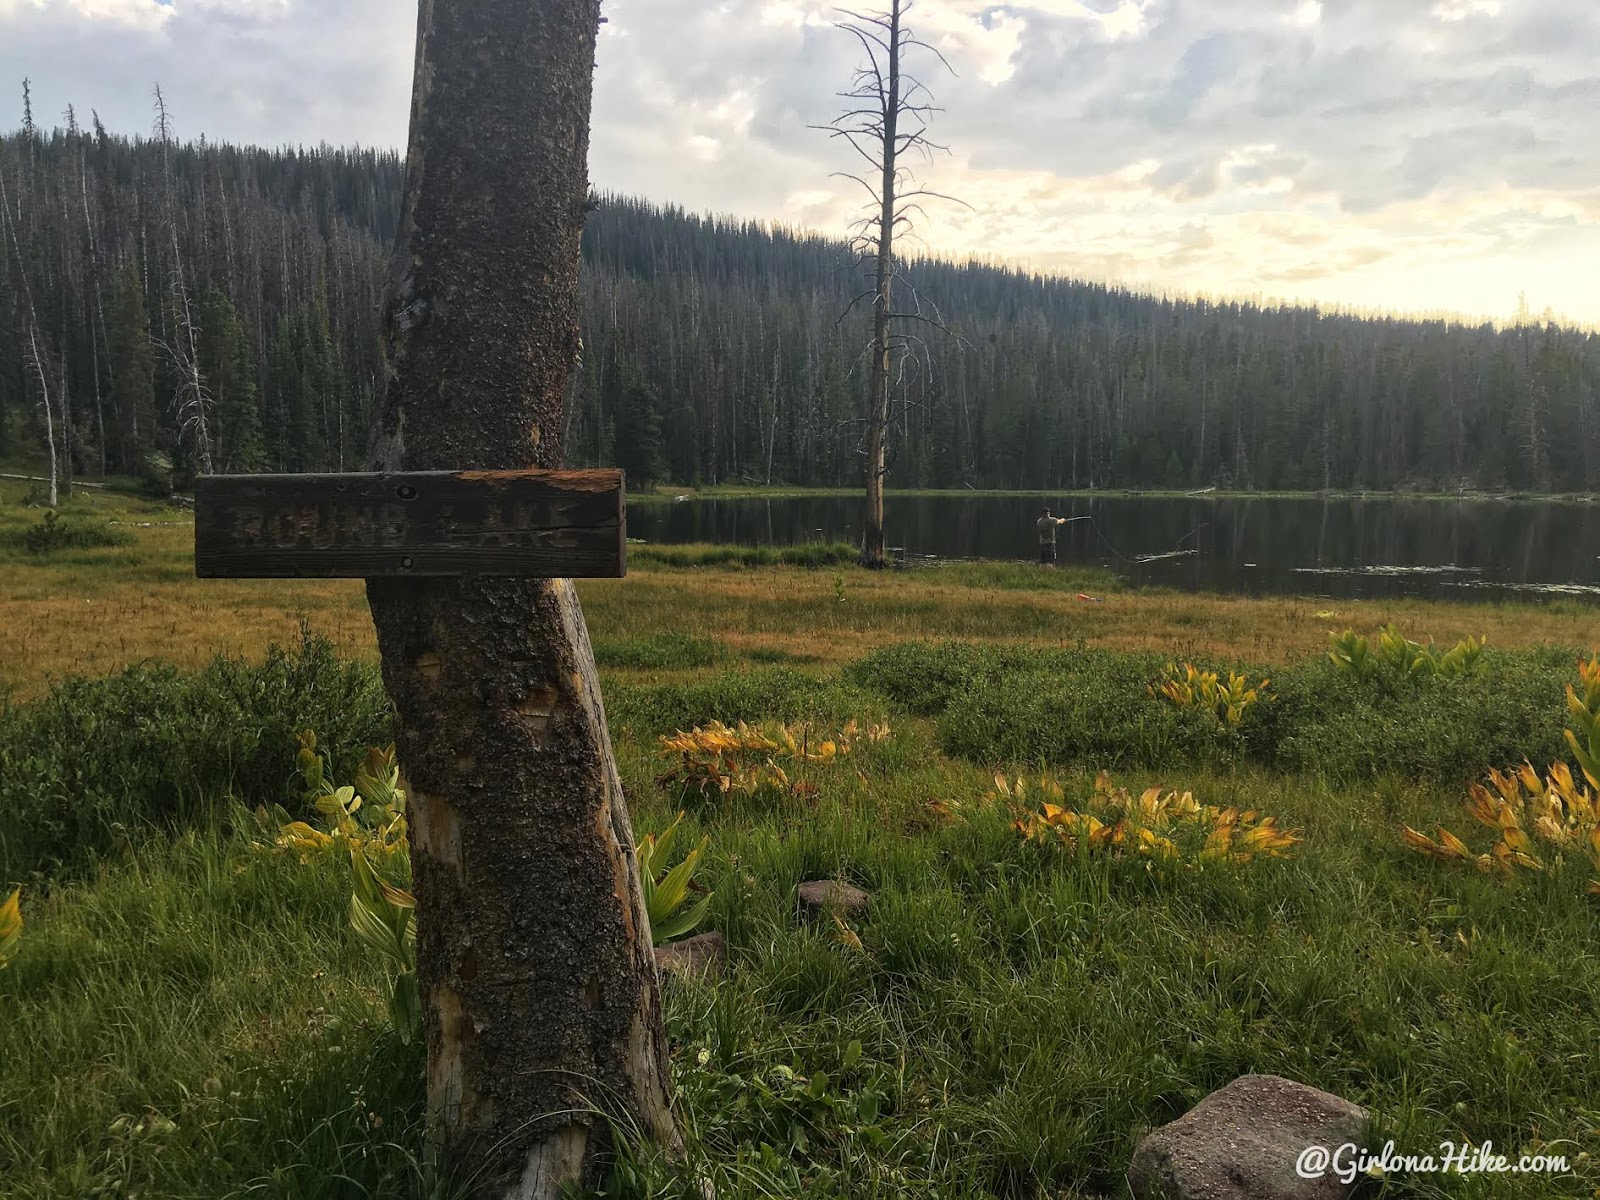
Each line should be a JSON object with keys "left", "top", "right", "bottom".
{"left": 194, "top": 468, "right": 627, "bottom": 580}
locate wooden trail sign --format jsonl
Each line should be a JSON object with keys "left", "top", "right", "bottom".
{"left": 194, "top": 468, "right": 626, "bottom": 579}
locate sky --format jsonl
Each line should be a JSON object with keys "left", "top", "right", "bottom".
{"left": 2, "top": 0, "right": 1598, "bottom": 327}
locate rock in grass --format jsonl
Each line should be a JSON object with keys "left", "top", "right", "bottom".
{"left": 654, "top": 931, "right": 726, "bottom": 979}
{"left": 796, "top": 879, "right": 871, "bottom": 917}
{"left": 1128, "top": 1074, "right": 1367, "bottom": 1200}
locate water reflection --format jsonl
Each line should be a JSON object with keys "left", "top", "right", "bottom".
{"left": 627, "top": 494, "right": 1600, "bottom": 601}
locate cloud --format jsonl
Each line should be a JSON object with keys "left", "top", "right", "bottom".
{"left": 2, "top": 0, "right": 1598, "bottom": 322}
{"left": 24, "top": 0, "right": 173, "bottom": 31}
{"left": 1, "top": 0, "right": 411, "bottom": 146}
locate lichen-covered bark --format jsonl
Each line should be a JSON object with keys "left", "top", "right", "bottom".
{"left": 366, "top": 2, "right": 678, "bottom": 1195}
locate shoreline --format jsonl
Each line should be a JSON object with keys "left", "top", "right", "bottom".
{"left": 5, "top": 461, "right": 1597, "bottom": 508}
{"left": 631, "top": 483, "right": 1600, "bottom": 505}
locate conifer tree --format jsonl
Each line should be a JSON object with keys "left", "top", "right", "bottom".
{"left": 105, "top": 263, "right": 156, "bottom": 477}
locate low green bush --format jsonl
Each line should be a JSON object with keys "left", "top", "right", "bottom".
{"left": 935, "top": 649, "right": 1214, "bottom": 770}
{"left": 609, "top": 666, "right": 876, "bottom": 738}
{"left": 0, "top": 629, "right": 390, "bottom": 880}
{"left": 592, "top": 631, "right": 729, "bottom": 670}
{"left": 743, "top": 646, "right": 823, "bottom": 665}
{"left": 926, "top": 559, "right": 1121, "bottom": 594}
{"left": 6, "top": 630, "right": 1581, "bottom": 883}
{"left": 630, "top": 541, "right": 857, "bottom": 569}
{"left": 851, "top": 640, "right": 1579, "bottom": 782}
{"left": 1, "top": 509, "right": 134, "bottom": 554}
{"left": 1269, "top": 648, "right": 1572, "bottom": 782}
{"left": 843, "top": 640, "right": 994, "bottom": 716}
{"left": 852, "top": 642, "right": 1233, "bottom": 768}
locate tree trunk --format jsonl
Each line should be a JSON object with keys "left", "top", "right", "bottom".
{"left": 0, "top": 157, "right": 58, "bottom": 507}
{"left": 26, "top": 324, "right": 58, "bottom": 508}
{"left": 860, "top": 0, "right": 901, "bottom": 570}
{"left": 364, "top": 2, "right": 678, "bottom": 1197}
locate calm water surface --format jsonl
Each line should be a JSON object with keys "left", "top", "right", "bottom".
{"left": 627, "top": 494, "right": 1600, "bottom": 601}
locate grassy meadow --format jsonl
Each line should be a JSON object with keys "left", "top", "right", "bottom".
{"left": 2, "top": 479, "right": 1599, "bottom": 1198}
{"left": 4, "top": 480, "right": 1600, "bottom": 702}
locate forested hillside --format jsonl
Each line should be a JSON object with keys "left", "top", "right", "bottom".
{"left": 4, "top": 118, "right": 1598, "bottom": 493}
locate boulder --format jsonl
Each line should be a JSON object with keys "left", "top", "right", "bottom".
{"left": 1128, "top": 1074, "right": 1367, "bottom": 1200}
{"left": 796, "top": 878, "right": 871, "bottom": 917}
{"left": 653, "top": 931, "right": 726, "bottom": 979}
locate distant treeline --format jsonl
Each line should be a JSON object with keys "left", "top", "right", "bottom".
{"left": 4, "top": 117, "right": 1598, "bottom": 493}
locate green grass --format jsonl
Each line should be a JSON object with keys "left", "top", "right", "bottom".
{"left": 635, "top": 756, "right": 1600, "bottom": 1198}
{"left": 843, "top": 640, "right": 1577, "bottom": 782}
{"left": 4, "top": 635, "right": 1600, "bottom": 1196}
{"left": 592, "top": 630, "right": 731, "bottom": 671}
{"left": 1, "top": 474, "right": 1596, "bottom": 1196}
{"left": 629, "top": 541, "right": 859, "bottom": 569}
{"left": 0, "top": 510, "right": 135, "bottom": 554}
{"left": 0, "top": 824, "right": 445, "bottom": 1199}
{"left": 0, "top": 629, "right": 390, "bottom": 881}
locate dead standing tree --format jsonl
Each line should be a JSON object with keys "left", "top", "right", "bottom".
{"left": 0, "top": 131, "right": 61, "bottom": 508}
{"left": 364, "top": 1, "right": 677, "bottom": 1196}
{"left": 819, "top": 0, "right": 962, "bottom": 568}
{"left": 152, "top": 85, "right": 214, "bottom": 476}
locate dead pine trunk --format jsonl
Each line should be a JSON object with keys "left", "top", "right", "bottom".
{"left": 860, "top": 2, "right": 901, "bottom": 570}
{"left": 0, "top": 158, "right": 59, "bottom": 508}
{"left": 26, "top": 324, "right": 59, "bottom": 508}
{"left": 365, "top": 2, "right": 678, "bottom": 1196}
{"left": 861, "top": 229, "right": 892, "bottom": 568}
{"left": 821, "top": 0, "right": 960, "bottom": 567}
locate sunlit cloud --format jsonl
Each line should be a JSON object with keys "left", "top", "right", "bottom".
{"left": 1014, "top": 0, "right": 1151, "bottom": 41}
{"left": 1290, "top": 1, "right": 1322, "bottom": 28}
{"left": 760, "top": 0, "right": 829, "bottom": 29}
{"left": 1430, "top": 0, "right": 1503, "bottom": 21}
{"left": 6, "top": 0, "right": 171, "bottom": 29}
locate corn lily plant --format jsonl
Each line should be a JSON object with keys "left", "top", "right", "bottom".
{"left": 637, "top": 812, "right": 714, "bottom": 945}
{"left": 0, "top": 887, "right": 21, "bottom": 968}
{"left": 1403, "top": 654, "right": 1600, "bottom": 894}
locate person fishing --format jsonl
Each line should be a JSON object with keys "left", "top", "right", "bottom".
{"left": 1036, "top": 506, "right": 1071, "bottom": 566}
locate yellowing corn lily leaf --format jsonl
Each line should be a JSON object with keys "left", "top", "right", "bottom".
{"left": 0, "top": 886, "right": 21, "bottom": 967}
{"left": 832, "top": 913, "right": 864, "bottom": 951}
{"left": 1401, "top": 825, "right": 1450, "bottom": 858}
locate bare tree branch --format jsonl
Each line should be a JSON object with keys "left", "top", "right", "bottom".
{"left": 817, "top": 0, "right": 967, "bottom": 567}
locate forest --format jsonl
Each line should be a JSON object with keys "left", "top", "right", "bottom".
{"left": 4, "top": 107, "right": 1599, "bottom": 495}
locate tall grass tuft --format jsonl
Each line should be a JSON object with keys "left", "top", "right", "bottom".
{"left": 629, "top": 542, "right": 858, "bottom": 569}
{"left": 849, "top": 640, "right": 1576, "bottom": 781}
{"left": 0, "top": 509, "right": 134, "bottom": 554}
{"left": 0, "top": 628, "right": 390, "bottom": 880}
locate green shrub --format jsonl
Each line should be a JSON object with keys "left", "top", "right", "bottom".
{"left": 929, "top": 560, "right": 1121, "bottom": 594}
{"left": 936, "top": 651, "right": 1210, "bottom": 769}
{"left": 1, "top": 509, "right": 134, "bottom": 554}
{"left": 852, "top": 642, "right": 1225, "bottom": 768}
{"left": 843, "top": 641, "right": 993, "bottom": 716}
{"left": 744, "top": 647, "right": 823, "bottom": 665}
{"left": 0, "top": 629, "right": 390, "bottom": 880}
{"left": 850, "top": 640, "right": 1576, "bottom": 783}
{"left": 1270, "top": 649, "right": 1571, "bottom": 782}
{"left": 609, "top": 666, "right": 874, "bottom": 738}
{"left": 592, "top": 631, "right": 729, "bottom": 670}
{"left": 630, "top": 541, "right": 857, "bottom": 569}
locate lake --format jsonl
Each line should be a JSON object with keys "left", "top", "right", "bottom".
{"left": 627, "top": 493, "right": 1600, "bottom": 601}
